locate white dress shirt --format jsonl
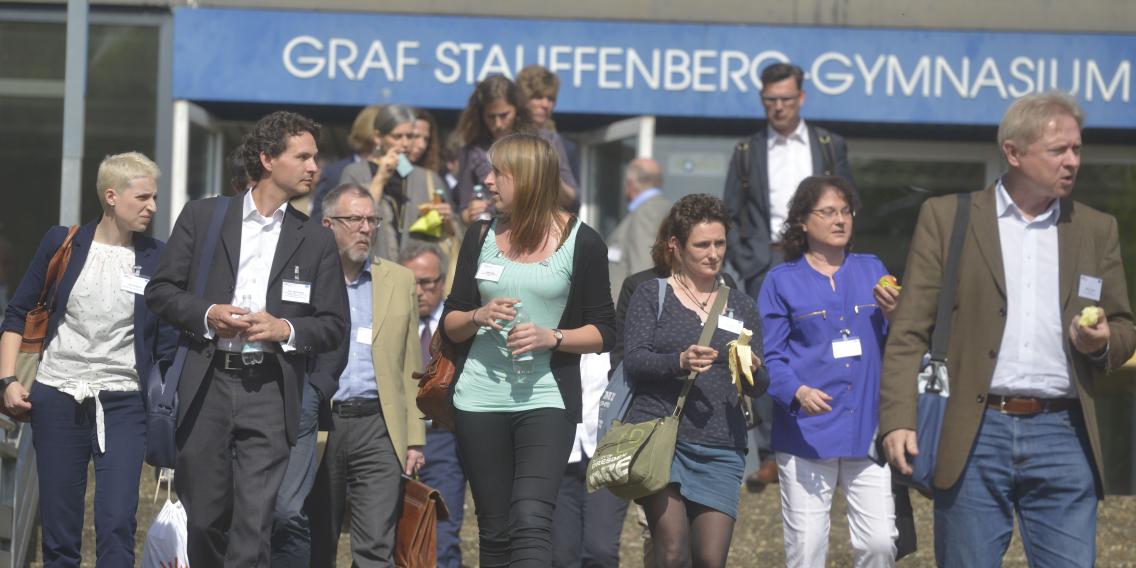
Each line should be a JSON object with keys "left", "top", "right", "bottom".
{"left": 568, "top": 352, "right": 611, "bottom": 464}
{"left": 212, "top": 190, "right": 296, "bottom": 352}
{"left": 767, "top": 119, "right": 812, "bottom": 242}
{"left": 989, "top": 180, "right": 1074, "bottom": 398}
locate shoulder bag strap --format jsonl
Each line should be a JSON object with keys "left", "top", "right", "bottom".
{"left": 160, "top": 197, "right": 231, "bottom": 405}
{"left": 817, "top": 131, "right": 836, "bottom": 176}
{"left": 38, "top": 225, "right": 80, "bottom": 309}
{"left": 734, "top": 141, "right": 751, "bottom": 199}
{"left": 929, "top": 192, "right": 971, "bottom": 362}
{"left": 673, "top": 284, "right": 731, "bottom": 417}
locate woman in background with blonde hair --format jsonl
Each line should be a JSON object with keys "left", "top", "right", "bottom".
{"left": 440, "top": 132, "right": 614, "bottom": 567}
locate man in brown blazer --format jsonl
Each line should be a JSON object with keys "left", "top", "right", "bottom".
{"left": 307, "top": 182, "right": 425, "bottom": 568}
{"left": 880, "top": 91, "right": 1135, "bottom": 567}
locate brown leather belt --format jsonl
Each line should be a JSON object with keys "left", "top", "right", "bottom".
{"left": 986, "top": 395, "right": 1078, "bottom": 416}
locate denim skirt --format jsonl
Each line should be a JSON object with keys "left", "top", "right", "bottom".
{"left": 668, "top": 440, "right": 746, "bottom": 518}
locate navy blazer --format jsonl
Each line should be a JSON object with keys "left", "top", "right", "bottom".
{"left": 2, "top": 220, "right": 178, "bottom": 382}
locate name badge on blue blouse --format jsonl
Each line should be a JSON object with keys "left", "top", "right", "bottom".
{"left": 832, "top": 336, "right": 862, "bottom": 359}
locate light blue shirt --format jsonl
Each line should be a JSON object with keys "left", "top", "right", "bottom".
{"left": 332, "top": 264, "right": 378, "bottom": 402}
{"left": 628, "top": 187, "right": 662, "bottom": 213}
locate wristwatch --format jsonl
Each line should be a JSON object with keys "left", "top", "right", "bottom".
{"left": 0, "top": 375, "right": 17, "bottom": 393}
{"left": 551, "top": 329, "right": 564, "bottom": 351}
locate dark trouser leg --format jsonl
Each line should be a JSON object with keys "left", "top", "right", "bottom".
{"left": 581, "top": 484, "right": 629, "bottom": 567}
{"left": 551, "top": 461, "right": 586, "bottom": 567}
{"left": 29, "top": 383, "right": 91, "bottom": 568}
{"left": 271, "top": 381, "right": 322, "bottom": 568}
{"left": 456, "top": 408, "right": 576, "bottom": 568}
{"left": 306, "top": 411, "right": 348, "bottom": 568}
{"left": 91, "top": 391, "right": 146, "bottom": 567}
{"left": 343, "top": 410, "right": 402, "bottom": 568}
{"left": 418, "top": 427, "right": 466, "bottom": 568}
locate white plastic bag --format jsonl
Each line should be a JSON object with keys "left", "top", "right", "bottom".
{"left": 141, "top": 469, "right": 189, "bottom": 568}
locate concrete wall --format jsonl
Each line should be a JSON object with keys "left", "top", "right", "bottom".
{"left": 10, "top": 0, "right": 1136, "bottom": 33}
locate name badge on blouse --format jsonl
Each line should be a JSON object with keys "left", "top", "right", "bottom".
{"left": 1078, "top": 274, "right": 1103, "bottom": 301}
{"left": 718, "top": 315, "right": 744, "bottom": 335}
{"left": 832, "top": 336, "right": 863, "bottom": 359}
{"left": 282, "top": 280, "right": 312, "bottom": 304}
{"left": 356, "top": 326, "right": 373, "bottom": 344}
{"left": 475, "top": 263, "right": 504, "bottom": 282}
{"left": 607, "top": 246, "right": 623, "bottom": 263}
{"left": 121, "top": 274, "right": 149, "bottom": 295}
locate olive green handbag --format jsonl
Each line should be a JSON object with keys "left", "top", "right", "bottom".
{"left": 586, "top": 283, "right": 729, "bottom": 501}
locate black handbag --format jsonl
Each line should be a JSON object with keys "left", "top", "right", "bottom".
{"left": 145, "top": 197, "right": 230, "bottom": 468}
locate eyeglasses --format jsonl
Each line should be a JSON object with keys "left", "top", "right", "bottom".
{"left": 415, "top": 275, "right": 444, "bottom": 291}
{"left": 810, "top": 207, "right": 855, "bottom": 220}
{"left": 330, "top": 215, "right": 382, "bottom": 229}
{"left": 761, "top": 94, "right": 801, "bottom": 105}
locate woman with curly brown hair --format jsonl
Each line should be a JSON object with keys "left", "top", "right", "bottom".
{"left": 622, "top": 193, "right": 768, "bottom": 568}
{"left": 758, "top": 175, "right": 901, "bottom": 566}
{"left": 453, "top": 75, "right": 579, "bottom": 222}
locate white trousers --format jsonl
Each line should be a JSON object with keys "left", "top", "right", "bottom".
{"left": 777, "top": 453, "right": 897, "bottom": 568}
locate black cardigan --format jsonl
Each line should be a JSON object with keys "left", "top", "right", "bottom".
{"left": 440, "top": 218, "right": 616, "bottom": 422}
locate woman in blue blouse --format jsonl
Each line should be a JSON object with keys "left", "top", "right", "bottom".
{"left": 623, "top": 194, "right": 768, "bottom": 568}
{"left": 758, "top": 175, "right": 901, "bottom": 567}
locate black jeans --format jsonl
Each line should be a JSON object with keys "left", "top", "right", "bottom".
{"left": 454, "top": 407, "right": 576, "bottom": 568}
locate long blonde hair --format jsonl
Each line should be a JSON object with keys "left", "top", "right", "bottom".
{"left": 488, "top": 133, "right": 565, "bottom": 255}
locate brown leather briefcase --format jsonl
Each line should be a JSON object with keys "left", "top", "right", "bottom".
{"left": 395, "top": 475, "right": 451, "bottom": 568}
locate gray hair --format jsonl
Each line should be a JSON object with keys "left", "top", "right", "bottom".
{"left": 627, "top": 158, "right": 663, "bottom": 190}
{"left": 321, "top": 183, "right": 372, "bottom": 219}
{"left": 997, "top": 91, "right": 1084, "bottom": 149}
{"left": 398, "top": 238, "right": 448, "bottom": 282}
{"left": 373, "top": 104, "right": 418, "bottom": 137}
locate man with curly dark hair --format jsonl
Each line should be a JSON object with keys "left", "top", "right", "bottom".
{"left": 146, "top": 110, "right": 349, "bottom": 567}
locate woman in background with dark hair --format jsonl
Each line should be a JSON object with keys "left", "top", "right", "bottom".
{"left": 454, "top": 75, "right": 578, "bottom": 222}
{"left": 622, "top": 194, "right": 767, "bottom": 568}
{"left": 759, "top": 175, "right": 900, "bottom": 567}
{"left": 441, "top": 132, "right": 613, "bottom": 566}
{"left": 410, "top": 108, "right": 442, "bottom": 175}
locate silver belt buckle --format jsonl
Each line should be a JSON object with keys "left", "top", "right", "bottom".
{"left": 223, "top": 353, "right": 242, "bottom": 371}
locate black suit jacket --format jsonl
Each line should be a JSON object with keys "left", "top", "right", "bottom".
{"left": 722, "top": 123, "right": 853, "bottom": 295}
{"left": 146, "top": 195, "right": 349, "bottom": 444}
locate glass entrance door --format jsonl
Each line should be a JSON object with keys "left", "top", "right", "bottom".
{"left": 169, "top": 100, "right": 224, "bottom": 227}
{"left": 577, "top": 116, "right": 655, "bottom": 237}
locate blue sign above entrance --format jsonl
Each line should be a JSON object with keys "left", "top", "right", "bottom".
{"left": 173, "top": 7, "right": 1136, "bottom": 128}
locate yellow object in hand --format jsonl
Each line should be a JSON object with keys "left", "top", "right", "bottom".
{"left": 727, "top": 328, "right": 755, "bottom": 398}
{"left": 409, "top": 209, "right": 444, "bottom": 238}
{"left": 1079, "top": 306, "right": 1104, "bottom": 327}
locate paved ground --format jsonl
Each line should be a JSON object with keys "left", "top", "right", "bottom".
{"left": 24, "top": 466, "right": 1136, "bottom": 566}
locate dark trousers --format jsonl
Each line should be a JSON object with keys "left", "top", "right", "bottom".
{"left": 454, "top": 407, "right": 576, "bottom": 568}
{"left": 552, "top": 460, "right": 629, "bottom": 568}
{"left": 307, "top": 402, "right": 402, "bottom": 568}
{"left": 271, "top": 381, "right": 322, "bottom": 568}
{"left": 29, "top": 383, "right": 145, "bottom": 568}
{"left": 418, "top": 427, "right": 467, "bottom": 568}
{"left": 177, "top": 360, "right": 291, "bottom": 568}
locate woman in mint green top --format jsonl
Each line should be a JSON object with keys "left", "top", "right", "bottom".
{"left": 440, "top": 133, "right": 615, "bottom": 566}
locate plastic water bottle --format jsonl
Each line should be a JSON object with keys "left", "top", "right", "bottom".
{"left": 511, "top": 302, "right": 534, "bottom": 374}
{"left": 237, "top": 293, "right": 265, "bottom": 365}
{"left": 473, "top": 185, "right": 492, "bottom": 221}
